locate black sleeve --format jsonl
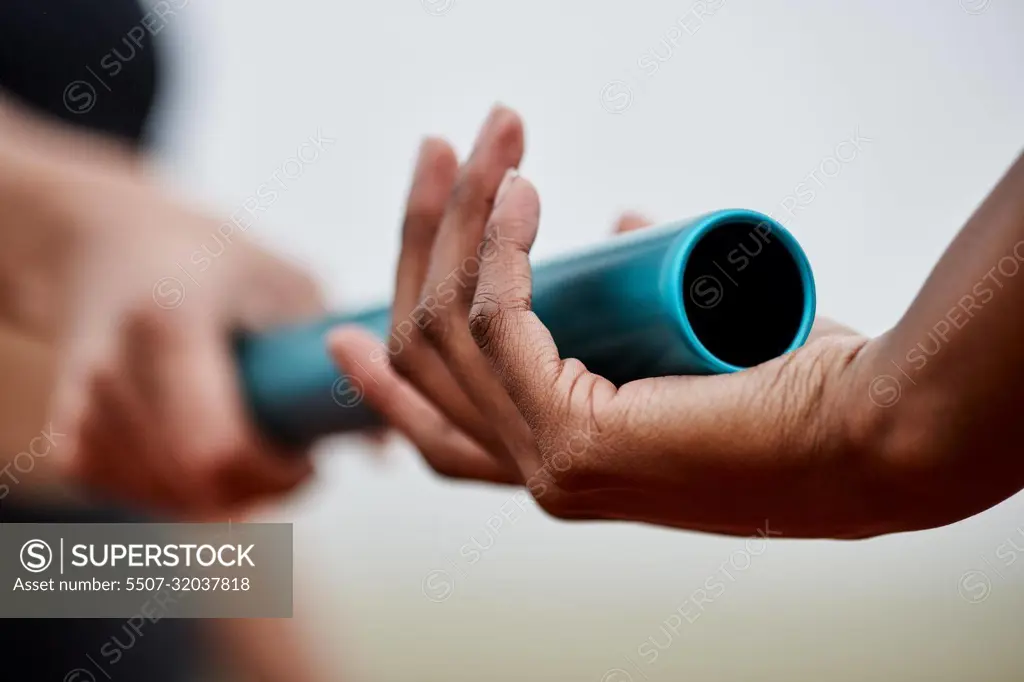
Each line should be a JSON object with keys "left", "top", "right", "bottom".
{"left": 0, "top": 0, "right": 161, "bottom": 147}
{"left": 0, "top": 5, "right": 197, "bottom": 681}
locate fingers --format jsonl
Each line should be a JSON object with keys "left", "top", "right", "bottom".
{"left": 389, "top": 106, "right": 527, "bottom": 461}
{"left": 233, "top": 253, "right": 325, "bottom": 330}
{"left": 49, "top": 299, "right": 120, "bottom": 470}
{"left": 613, "top": 212, "right": 653, "bottom": 234}
{"left": 466, "top": 173, "right": 567, "bottom": 421}
{"left": 327, "top": 327, "right": 519, "bottom": 484}
{"left": 344, "top": 111, "right": 661, "bottom": 495}
{"left": 393, "top": 138, "right": 459, "bottom": 324}
{"left": 75, "top": 367, "right": 185, "bottom": 510}
{"left": 420, "top": 105, "right": 525, "bottom": 301}
{"left": 413, "top": 108, "right": 527, "bottom": 388}
{"left": 125, "top": 313, "right": 312, "bottom": 511}
{"left": 385, "top": 137, "right": 500, "bottom": 450}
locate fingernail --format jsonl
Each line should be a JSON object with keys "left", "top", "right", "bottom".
{"left": 496, "top": 168, "right": 519, "bottom": 205}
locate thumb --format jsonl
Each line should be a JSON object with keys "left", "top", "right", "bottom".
{"left": 469, "top": 172, "right": 567, "bottom": 423}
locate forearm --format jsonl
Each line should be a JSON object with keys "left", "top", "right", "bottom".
{"left": 0, "top": 98, "right": 139, "bottom": 489}
{"left": 856, "top": 150, "right": 1024, "bottom": 529}
{"left": 610, "top": 150, "right": 1024, "bottom": 537}
{"left": 0, "top": 97, "right": 143, "bottom": 339}
{"left": 0, "top": 154, "right": 72, "bottom": 339}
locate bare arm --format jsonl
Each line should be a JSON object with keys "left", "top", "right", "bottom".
{"left": 329, "top": 105, "right": 1024, "bottom": 538}
{"left": 0, "top": 97, "right": 318, "bottom": 514}
{"left": 854, "top": 150, "right": 1024, "bottom": 531}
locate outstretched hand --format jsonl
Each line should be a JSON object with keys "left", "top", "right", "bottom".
{"left": 330, "top": 106, "right": 1024, "bottom": 539}
{"left": 329, "top": 106, "right": 881, "bottom": 538}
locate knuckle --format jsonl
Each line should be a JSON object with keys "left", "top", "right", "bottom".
{"left": 474, "top": 279, "right": 532, "bottom": 314}
{"left": 260, "top": 266, "right": 324, "bottom": 318}
{"left": 289, "top": 271, "right": 324, "bottom": 308}
{"left": 387, "top": 316, "right": 437, "bottom": 375}
{"left": 467, "top": 302, "right": 497, "bottom": 354}
{"left": 468, "top": 295, "right": 521, "bottom": 356}
{"left": 387, "top": 343, "right": 419, "bottom": 377}
{"left": 124, "top": 303, "right": 180, "bottom": 343}
{"left": 418, "top": 311, "right": 456, "bottom": 350}
{"left": 557, "top": 358, "right": 589, "bottom": 387}
{"left": 388, "top": 319, "right": 425, "bottom": 354}
{"left": 484, "top": 217, "right": 534, "bottom": 252}
{"left": 182, "top": 439, "right": 245, "bottom": 480}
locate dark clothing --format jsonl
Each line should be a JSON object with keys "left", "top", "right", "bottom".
{"left": 0, "top": 502, "right": 200, "bottom": 682}
{"left": 1, "top": 3, "right": 200, "bottom": 681}
{"left": 0, "top": 0, "right": 160, "bottom": 145}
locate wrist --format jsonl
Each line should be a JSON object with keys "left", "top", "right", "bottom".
{"left": 839, "top": 334, "right": 981, "bottom": 535}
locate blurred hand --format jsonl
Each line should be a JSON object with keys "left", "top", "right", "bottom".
{"left": 36, "top": 158, "right": 321, "bottom": 515}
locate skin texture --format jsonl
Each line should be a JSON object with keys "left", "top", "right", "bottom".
{"left": 0, "top": 99, "right": 320, "bottom": 516}
{"left": 0, "top": 97, "right": 334, "bottom": 681}
{"left": 329, "top": 105, "right": 1024, "bottom": 539}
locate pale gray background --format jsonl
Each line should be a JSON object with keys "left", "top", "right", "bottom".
{"left": 152, "top": 1, "right": 1024, "bottom": 680}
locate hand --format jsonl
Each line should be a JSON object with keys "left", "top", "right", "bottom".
{"left": 331, "top": 112, "right": 651, "bottom": 483}
{"left": 10, "top": 148, "right": 322, "bottom": 515}
{"left": 329, "top": 110, "right": 667, "bottom": 486}
{"left": 329, "top": 108, "right": 525, "bottom": 485}
{"left": 328, "top": 107, "right": 878, "bottom": 536}
{"left": 332, "top": 108, "right": 1024, "bottom": 539}
{"left": 334, "top": 104, "right": 1016, "bottom": 540}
